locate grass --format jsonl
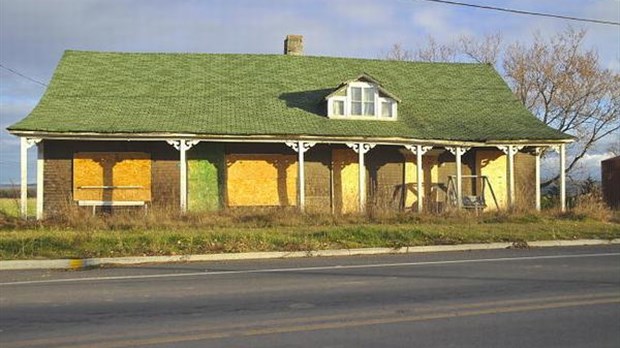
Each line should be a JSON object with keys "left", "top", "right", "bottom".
{"left": 0, "top": 198, "right": 35, "bottom": 218}
{"left": 1, "top": 206, "right": 618, "bottom": 260}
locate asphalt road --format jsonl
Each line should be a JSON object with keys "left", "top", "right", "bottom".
{"left": 1, "top": 245, "right": 619, "bottom": 348}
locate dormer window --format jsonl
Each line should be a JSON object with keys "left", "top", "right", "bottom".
{"left": 326, "top": 74, "right": 399, "bottom": 120}
{"left": 333, "top": 99, "right": 345, "bottom": 116}
{"left": 381, "top": 100, "right": 394, "bottom": 118}
{"left": 351, "top": 86, "right": 374, "bottom": 116}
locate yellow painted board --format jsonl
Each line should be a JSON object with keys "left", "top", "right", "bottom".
{"left": 476, "top": 150, "right": 507, "bottom": 210}
{"left": 333, "top": 149, "right": 359, "bottom": 214}
{"left": 226, "top": 154, "right": 297, "bottom": 206}
{"left": 73, "top": 152, "right": 151, "bottom": 202}
{"left": 403, "top": 153, "right": 418, "bottom": 208}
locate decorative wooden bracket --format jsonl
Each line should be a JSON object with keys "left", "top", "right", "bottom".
{"left": 285, "top": 141, "right": 316, "bottom": 153}
{"left": 546, "top": 144, "right": 562, "bottom": 153}
{"left": 346, "top": 142, "right": 376, "bottom": 154}
{"left": 166, "top": 139, "right": 200, "bottom": 151}
{"left": 497, "top": 145, "right": 524, "bottom": 156}
{"left": 403, "top": 144, "right": 432, "bottom": 156}
{"left": 446, "top": 146, "right": 470, "bottom": 156}
{"left": 532, "top": 147, "right": 544, "bottom": 156}
{"left": 25, "top": 138, "right": 42, "bottom": 149}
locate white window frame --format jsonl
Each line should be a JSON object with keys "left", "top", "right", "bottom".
{"left": 327, "top": 81, "right": 397, "bottom": 121}
{"left": 379, "top": 97, "right": 397, "bottom": 119}
{"left": 328, "top": 96, "right": 347, "bottom": 117}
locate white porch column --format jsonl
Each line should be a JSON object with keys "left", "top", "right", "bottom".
{"left": 167, "top": 140, "right": 200, "bottom": 213}
{"left": 36, "top": 141, "right": 45, "bottom": 220}
{"left": 20, "top": 137, "right": 41, "bottom": 219}
{"left": 180, "top": 141, "right": 188, "bottom": 213}
{"left": 347, "top": 143, "right": 375, "bottom": 213}
{"left": 559, "top": 143, "right": 566, "bottom": 212}
{"left": 508, "top": 145, "right": 515, "bottom": 208}
{"left": 456, "top": 148, "right": 462, "bottom": 209}
{"left": 447, "top": 146, "right": 469, "bottom": 209}
{"left": 534, "top": 147, "right": 542, "bottom": 211}
{"left": 298, "top": 144, "right": 304, "bottom": 211}
{"left": 20, "top": 137, "right": 28, "bottom": 218}
{"left": 286, "top": 141, "right": 316, "bottom": 212}
{"left": 404, "top": 145, "right": 432, "bottom": 212}
{"left": 498, "top": 145, "right": 522, "bottom": 209}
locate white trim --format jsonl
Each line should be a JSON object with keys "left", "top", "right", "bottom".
{"left": 346, "top": 142, "right": 376, "bottom": 213}
{"left": 403, "top": 145, "right": 432, "bottom": 156}
{"left": 8, "top": 131, "right": 573, "bottom": 148}
{"left": 346, "top": 142, "right": 376, "bottom": 155}
{"left": 446, "top": 147, "right": 470, "bottom": 209}
{"left": 508, "top": 145, "right": 515, "bottom": 208}
{"left": 180, "top": 141, "right": 188, "bottom": 213}
{"left": 36, "top": 141, "right": 44, "bottom": 220}
{"left": 533, "top": 147, "right": 543, "bottom": 211}
{"left": 285, "top": 141, "right": 316, "bottom": 154}
{"left": 456, "top": 147, "right": 463, "bottom": 209}
{"left": 298, "top": 143, "right": 305, "bottom": 212}
{"left": 560, "top": 144, "right": 566, "bottom": 212}
{"left": 326, "top": 81, "right": 398, "bottom": 120}
{"left": 379, "top": 97, "right": 397, "bottom": 119}
{"left": 285, "top": 141, "right": 316, "bottom": 212}
{"left": 445, "top": 146, "right": 470, "bottom": 157}
{"left": 327, "top": 114, "right": 399, "bottom": 121}
{"left": 497, "top": 145, "right": 524, "bottom": 209}
{"left": 20, "top": 137, "right": 28, "bottom": 219}
{"left": 328, "top": 97, "right": 346, "bottom": 117}
{"left": 166, "top": 140, "right": 201, "bottom": 213}
{"left": 358, "top": 146, "right": 366, "bottom": 213}
{"left": 415, "top": 145, "right": 425, "bottom": 212}
{"left": 403, "top": 145, "right": 432, "bottom": 212}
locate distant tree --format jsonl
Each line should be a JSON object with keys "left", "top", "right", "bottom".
{"left": 608, "top": 138, "right": 620, "bottom": 156}
{"left": 503, "top": 28, "right": 620, "bottom": 184}
{"left": 414, "top": 35, "right": 457, "bottom": 63}
{"left": 385, "top": 43, "right": 413, "bottom": 61}
{"left": 457, "top": 32, "right": 502, "bottom": 66}
{"left": 384, "top": 28, "right": 620, "bottom": 185}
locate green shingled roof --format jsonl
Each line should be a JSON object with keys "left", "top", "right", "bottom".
{"left": 8, "top": 50, "right": 570, "bottom": 141}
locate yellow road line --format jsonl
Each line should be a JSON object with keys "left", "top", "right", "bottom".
{"left": 5, "top": 293, "right": 619, "bottom": 348}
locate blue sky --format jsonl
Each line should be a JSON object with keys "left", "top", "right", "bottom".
{"left": 1, "top": 0, "right": 618, "bottom": 184}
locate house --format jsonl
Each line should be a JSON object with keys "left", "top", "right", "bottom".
{"left": 8, "top": 35, "right": 572, "bottom": 219}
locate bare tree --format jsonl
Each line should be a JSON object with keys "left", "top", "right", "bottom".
{"left": 385, "top": 43, "right": 413, "bottom": 61}
{"left": 503, "top": 28, "right": 620, "bottom": 185}
{"left": 414, "top": 35, "right": 457, "bottom": 62}
{"left": 384, "top": 28, "right": 620, "bottom": 183}
{"left": 458, "top": 32, "right": 502, "bottom": 66}
{"left": 608, "top": 137, "right": 620, "bottom": 156}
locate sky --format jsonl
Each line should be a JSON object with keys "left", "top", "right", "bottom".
{"left": 1, "top": 0, "right": 619, "bottom": 184}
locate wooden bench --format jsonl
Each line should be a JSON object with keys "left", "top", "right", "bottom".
{"left": 77, "top": 200, "right": 148, "bottom": 215}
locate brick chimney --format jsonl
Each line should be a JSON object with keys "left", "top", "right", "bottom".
{"left": 284, "top": 35, "right": 303, "bottom": 56}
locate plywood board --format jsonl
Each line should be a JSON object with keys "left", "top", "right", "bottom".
{"left": 332, "top": 149, "right": 359, "bottom": 214}
{"left": 73, "top": 152, "right": 151, "bottom": 202}
{"left": 476, "top": 150, "right": 507, "bottom": 210}
{"left": 226, "top": 154, "right": 297, "bottom": 206}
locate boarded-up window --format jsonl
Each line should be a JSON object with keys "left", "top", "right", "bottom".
{"left": 73, "top": 152, "right": 151, "bottom": 202}
{"left": 226, "top": 154, "right": 297, "bottom": 207}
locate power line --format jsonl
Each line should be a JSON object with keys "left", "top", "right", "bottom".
{"left": 0, "top": 63, "right": 48, "bottom": 87}
{"left": 415, "top": 0, "right": 620, "bottom": 26}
